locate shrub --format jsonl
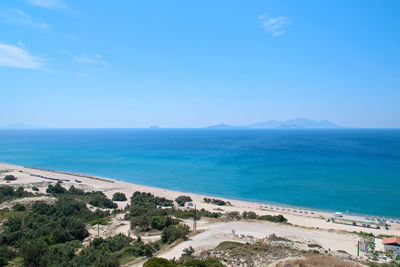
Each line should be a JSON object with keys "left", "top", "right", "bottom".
{"left": 225, "top": 211, "right": 241, "bottom": 220}
{"left": 20, "top": 239, "right": 49, "bottom": 267}
{"left": 151, "top": 216, "right": 176, "bottom": 230}
{"left": 258, "top": 214, "right": 287, "bottom": 223}
{"left": 203, "top": 197, "right": 227, "bottom": 206}
{"left": 183, "top": 258, "right": 224, "bottom": 267}
{"left": 31, "top": 186, "right": 39, "bottom": 191}
{"left": 88, "top": 191, "right": 118, "bottom": 209}
{"left": 175, "top": 195, "right": 192, "bottom": 206}
{"left": 268, "top": 233, "right": 290, "bottom": 242}
{"left": 0, "top": 186, "right": 33, "bottom": 204}
{"left": 46, "top": 182, "right": 67, "bottom": 194}
{"left": 12, "top": 203, "right": 25, "bottom": 212}
{"left": 161, "top": 225, "right": 190, "bottom": 244}
{"left": 144, "top": 257, "right": 177, "bottom": 267}
{"left": 4, "top": 175, "right": 16, "bottom": 181}
{"left": 68, "top": 185, "right": 84, "bottom": 195}
{"left": 0, "top": 245, "right": 14, "bottom": 266}
{"left": 112, "top": 192, "right": 127, "bottom": 201}
{"left": 182, "top": 246, "right": 195, "bottom": 257}
{"left": 242, "top": 211, "right": 258, "bottom": 219}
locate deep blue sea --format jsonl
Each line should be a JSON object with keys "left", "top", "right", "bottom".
{"left": 0, "top": 129, "right": 399, "bottom": 217}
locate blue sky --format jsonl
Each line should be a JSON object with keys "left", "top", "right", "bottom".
{"left": 1, "top": 0, "right": 399, "bottom": 128}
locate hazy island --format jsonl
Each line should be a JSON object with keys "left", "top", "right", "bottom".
{"left": 207, "top": 118, "right": 341, "bottom": 129}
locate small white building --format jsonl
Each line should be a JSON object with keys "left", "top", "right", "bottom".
{"left": 383, "top": 237, "right": 400, "bottom": 255}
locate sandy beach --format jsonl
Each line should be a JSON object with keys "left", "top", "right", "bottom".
{"left": 1, "top": 161, "right": 399, "bottom": 261}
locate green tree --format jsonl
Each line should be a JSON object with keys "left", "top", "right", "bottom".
{"left": 112, "top": 192, "right": 127, "bottom": 201}
{"left": 182, "top": 246, "right": 195, "bottom": 257}
{"left": 175, "top": 195, "right": 192, "bottom": 206}
{"left": 161, "top": 225, "right": 190, "bottom": 244}
{"left": 20, "top": 239, "right": 49, "bottom": 267}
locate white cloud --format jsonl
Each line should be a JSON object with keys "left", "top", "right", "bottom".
{"left": 259, "top": 14, "right": 290, "bottom": 36}
{"left": 74, "top": 55, "right": 107, "bottom": 66}
{"left": 61, "top": 49, "right": 107, "bottom": 66}
{"left": 0, "top": 8, "right": 49, "bottom": 29}
{"left": 27, "top": 0, "right": 67, "bottom": 9}
{"left": 0, "top": 42, "right": 43, "bottom": 69}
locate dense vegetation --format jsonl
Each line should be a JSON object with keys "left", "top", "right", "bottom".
{"left": 112, "top": 192, "right": 127, "bottom": 202}
{"left": 0, "top": 183, "right": 287, "bottom": 267}
{"left": 225, "top": 211, "right": 287, "bottom": 223}
{"left": 46, "top": 183, "right": 118, "bottom": 209}
{"left": 144, "top": 257, "right": 224, "bottom": 267}
{"left": 0, "top": 186, "right": 33, "bottom": 204}
{"left": 0, "top": 193, "right": 113, "bottom": 266}
{"left": 175, "top": 195, "right": 192, "bottom": 206}
{"left": 0, "top": 184, "right": 183, "bottom": 266}
{"left": 125, "top": 191, "right": 221, "bottom": 233}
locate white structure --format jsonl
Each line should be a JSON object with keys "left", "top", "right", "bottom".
{"left": 383, "top": 237, "right": 400, "bottom": 255}
{"left": 333, "top": 212, "right": 343, "bottom": 218}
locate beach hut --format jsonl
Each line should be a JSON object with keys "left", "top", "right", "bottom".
{"left": 382, "top": 237, "right": 400, "bottom": 255}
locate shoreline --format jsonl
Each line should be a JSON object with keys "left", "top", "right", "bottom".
{"left": 21, "top": 164, "right": 398, "bottom": 220}
{"left": 1, "top": 161, "right": 399, "bottom": 237}
{"left": 18, "top": 164, "right": 365, "bottom": 217}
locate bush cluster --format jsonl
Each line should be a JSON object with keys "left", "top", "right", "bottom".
{"left": 0, "top": 186, "right": 33, "bottom": 204}
{"left": 175, "top": 195, "right": 192, "bottom": 206}
{"left": 203, "top": 197, "right": 230, "bottom": 206}
{"left": 46, "top": 183, "right": 118, "bottom": 209}
{"left": 0, "top": 195, "right": 112, "bottom": 266}
{"left": 3, "top": 175, "right": 16, "bottom": 181}
{"left": 112, "top": 192, "right": 127, "bottom": 202}
{"left": 143, "top": 257, "right": 223, "bottom": 267}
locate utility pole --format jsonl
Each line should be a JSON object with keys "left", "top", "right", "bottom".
{"left": 193, "top": 204, "right": 197, "bottom": 231}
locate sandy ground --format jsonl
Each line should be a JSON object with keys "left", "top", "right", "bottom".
{"left": 1, "top": 162, "right": 399, "bottom": 264}
{"left": 159, "top": 220, "right": 360, "bottom": 258}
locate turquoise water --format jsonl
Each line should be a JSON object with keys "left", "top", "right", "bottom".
{"left": 0, "top": 129, "right": 399, "bottom": 217}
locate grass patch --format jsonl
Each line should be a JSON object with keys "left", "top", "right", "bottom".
{"left": 0, "top": 209, "right": 26, "bottom": 220}
{"left": 268, "top": 234, "right": 291, "bottom": 242}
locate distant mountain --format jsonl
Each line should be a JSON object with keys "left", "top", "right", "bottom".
{"left": 206, "top": 124, "right": 244, "bottom": 129}
{"left": 207, "top": 118, "right": 341, "bottom": 129}
{"left": 149, "top": 125, "right": 160, "bottom": 129}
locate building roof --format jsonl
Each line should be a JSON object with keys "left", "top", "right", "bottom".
{"left": 382, "top": 237, "right": 400, "bottom": 246}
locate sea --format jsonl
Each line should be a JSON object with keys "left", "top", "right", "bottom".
{"left": 0, "top": 129, "right": 399, "bottom": 218}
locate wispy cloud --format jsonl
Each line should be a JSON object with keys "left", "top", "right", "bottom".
{"left": 0, "top": 8, "right": 49, "bottom": 29}
{"left": 259, "top": 14, "right": 290, "bottom": 36}
{"left": 27, "top": 0, "right": 67, "bottom": 9}
{"left": 0, "top": 42, "right": 43, "bottom": 69}
{"left": 61, "top": 49, "right": 107, "bottom": 66}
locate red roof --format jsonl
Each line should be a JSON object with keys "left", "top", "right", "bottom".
{"left": 382, "top": 237, "right": 400, "bottom": 246}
